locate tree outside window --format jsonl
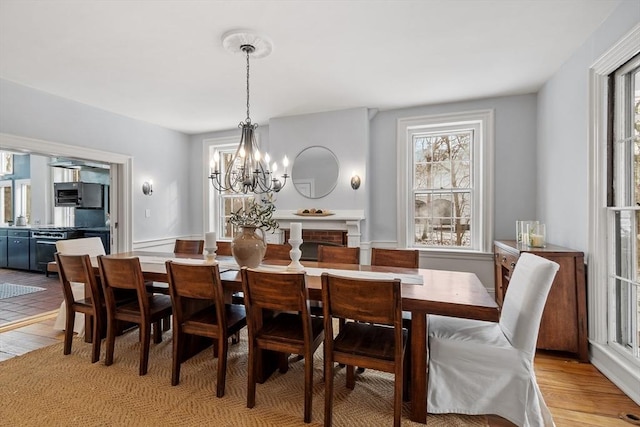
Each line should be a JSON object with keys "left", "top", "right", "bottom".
{"left": 413, "top": 131, "right": 471, "bottom": 248}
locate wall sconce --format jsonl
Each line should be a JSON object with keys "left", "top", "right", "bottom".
{"left": 350, "top": 172, "right": 361, "bottom": 190}
{"left": 142, "top": 180, "right": 153, "bottom": 196}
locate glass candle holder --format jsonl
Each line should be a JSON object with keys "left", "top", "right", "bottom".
{"left": 527, "top": 223, "right": 546, "bottom": 247}
{"left": 517, "top": 220, "right": 538, "bottom": 246}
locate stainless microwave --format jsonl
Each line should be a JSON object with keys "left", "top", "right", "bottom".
{"left": 54, "top": 182, "right": 104, "bottom": 208}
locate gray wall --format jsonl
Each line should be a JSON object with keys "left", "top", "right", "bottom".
{"left": 537, "top": 0, "right": 640, "bottom": 253}
{"left": 0, "top": 78, "right": 192, "bottom": 242}
{"left": 369, "top": 94, "right": 538, "bottom": 246}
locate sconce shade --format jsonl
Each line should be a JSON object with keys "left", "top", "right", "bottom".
{"left": 350, "top": 175, "right": 361, "bottom": 190}
{"left": 142, "top": 181, "right": 153, "bottom": 196}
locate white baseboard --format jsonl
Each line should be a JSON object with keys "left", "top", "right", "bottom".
{"left": 590, "top": 341, "right": 640, "bottom": 405}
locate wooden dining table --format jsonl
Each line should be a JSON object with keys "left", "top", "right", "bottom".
{"left": 100, "top": 250, "right": 500, "bottom": 424}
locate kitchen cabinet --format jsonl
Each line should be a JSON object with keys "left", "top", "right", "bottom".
{"left": 0, "top": 229, "right": 7, "bottom": 268}
{"left": 7, "top": 229, "right": 30, "bottom": 270}
{"left": 494, "top": 240, "right": 588, "bottom": 362}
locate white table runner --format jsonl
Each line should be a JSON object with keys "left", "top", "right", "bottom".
{"left": 253, "top": 264, "right": 423, "bottom": 285}
{"left": 136, "top": 256, "right": 423, "bottom": 285}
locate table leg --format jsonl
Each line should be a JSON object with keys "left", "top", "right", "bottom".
{"left": 410, "top": 312, "right": 427, "bottom": 423}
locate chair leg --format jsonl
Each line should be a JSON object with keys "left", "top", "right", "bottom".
{"left": 140, "top": 322, "right": 151, "bottom": 376}
{"left": 231, "top": 331, "right": 240, "bottom": 345}
{"left": 63, "top": 309, "right": 75, "bottom": 356}
{"left": 247, "top": 343, "right": 257, "bottom": 408}
{"left": 153, "top": 319, "right": 162, "bottom": 343}
{"left": 304, "top": 351, "right": 314, "bottom": 423}
{"left": 105, "top": 325, "right": 116, "bottom": 366}
{"left": 216, "top": 338, "right": 228, "bottom": 398}
{"left": 90, "top": 313, "right": 101, "bottom": 363}
{"left": 346, "top": 365, "right": 355, "bottom": 389}
{"left": 171, "top": 330, "right": 182, "bottom": 386}
{"left": 324, "top": 354, "right": 334, "bottom": 427}
{"left": 394, "top": 364, "right": 403, "bottom": 427}
{"left": 278, "top": 352, "right": 289, "bottom": 373}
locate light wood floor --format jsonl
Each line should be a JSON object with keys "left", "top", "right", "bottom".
{"left": 0, "top": 271, "right": 638, "bottom": 426}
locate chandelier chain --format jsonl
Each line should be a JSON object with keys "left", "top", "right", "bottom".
{"left": 245, "top": 48, "right": 251, "bottom": 122}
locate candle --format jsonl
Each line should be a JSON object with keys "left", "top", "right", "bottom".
{"left": 205, "top": 231, "right": 216, "bottom": 249}
{"left": 530, "top": 234, "right": 545, "bottom": 247}
{"left": 290, "top": 222, "right": 302, "bottom": 241}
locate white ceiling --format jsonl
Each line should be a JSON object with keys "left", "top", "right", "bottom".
{"left": 0, "top": 0, "right": 621, "bottom": 135}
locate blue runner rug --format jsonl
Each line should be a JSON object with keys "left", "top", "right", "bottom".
{"left": 0, "top": 283, "right": 46, "bottom": 300}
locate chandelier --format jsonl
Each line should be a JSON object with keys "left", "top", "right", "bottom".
{"left": 209, "top": 32, "right": 289, "bottom": 194}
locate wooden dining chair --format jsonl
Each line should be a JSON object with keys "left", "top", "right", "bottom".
{"left": 241, "top": 268, "right": 325, "bottom": 423}
{"left": 165, "top": 261, "right": 247, "bottom": 397}
{"left": 53, "top": 237, "right": 108, "bottom": 335}
{"left": 173, "top": 239, "right": 204, "bottom": 254}
{"left": 264, "top": 242, "right": 292, "bottom": 261}
{"left": 216, "top": 241, "right": 232, "bottom": 256}
{"left": 321, "top": 272, "right": 407, "bottom": 427}
{"left": 55, "top": 253, "right": 104, "bottom": 363}
{"left": 98, "top": 255, "right": 173, "bottom": 376}
{"left": 370, "top": 247, "right": 419, "bottom": 269}
{"left": 317, "top": 245, "right": 360, "bottom": 265}
{"left": 371, "top": 247, "right": 418, "bottom": 381}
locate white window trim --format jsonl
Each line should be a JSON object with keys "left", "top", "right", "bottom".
{"left": 396, "top": 109, "right": 494, "bottom": 254}
{"left": 588, "top": 23, "right": 640, "bottom": 404}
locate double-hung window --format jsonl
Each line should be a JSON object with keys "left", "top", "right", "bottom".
{"left": 205, "top": 137, "right": 255, "bottom": 240}
{"left": 397, "top": 110, "right": 494, "bottom": 253}
{"left": 609, "top": 52, "right": 640, "bottom": 361}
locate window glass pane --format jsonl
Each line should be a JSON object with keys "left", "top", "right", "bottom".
{"left": 614, "top": 210, "right": 636, "bottom": 281}
{"left": 412, "top": 128, "right": 473, "bottom": 248}
{"left": 609, "top": 55, "right": 640, "bottom": 360}
{"left": 414, "top": 192, "right": 471, "bottom": 247}
{"left": 634, "top": 70, "right": 640, "bottom": 204}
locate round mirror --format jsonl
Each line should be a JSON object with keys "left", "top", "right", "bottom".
{"left": 291, "top": 146, "right": 339, "bottom": 199}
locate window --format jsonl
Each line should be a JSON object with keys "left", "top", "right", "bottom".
{"left": 397, "top": 110, "right": 494, "bottom": 253}
{"left": 608, "top": 52, "right": 640, "bottom": 361}
{"left": 205, "top": 137, "right": 255, "bottom": 240}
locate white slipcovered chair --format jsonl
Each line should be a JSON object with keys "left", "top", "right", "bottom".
{"left": 427, "top": 253, "right": 560, "bottom": 427}
{"left": 53, "top": 237, "right": 106, "bottom": 336}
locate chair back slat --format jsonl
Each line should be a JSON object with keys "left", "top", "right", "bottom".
{"left": 371, "top": 248, "right": 419, "bottom": 269}
{"left": 55, "top": 253, "right": 101, "bottom": 306}
{"left": 264, "top": 243, "right": 292, "bottom": 261}
{"left": 241, "top": 268, "right": 308, "bottom": 313}
{"left": 98, "top": 256, "right": 149, "bottom": 317}
{"left": 321, "top": 273, "right": 401, "bottom": 325}
{"left": 174, "top": 239, "right": 205, "bottom": 254}
{"left": 317, "top": 245, "right": 360, "bottom": 264}
{"left": 165, "top": 262, "right": 221, "bottom": 300}
{"left": 216, "top": 241, "right": 232, "bottom": 256}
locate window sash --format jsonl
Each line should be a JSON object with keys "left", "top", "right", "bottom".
{"left": 398, "top": 111, "right": 493, "bottom": 253}
{"left": 609, "top": 52, "right": 640, "bottom": 361}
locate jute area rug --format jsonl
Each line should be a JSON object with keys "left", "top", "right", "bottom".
{"left": 0, "top": 329, "right": 488, "bottom": 427}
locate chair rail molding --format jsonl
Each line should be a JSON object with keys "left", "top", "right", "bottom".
{"left": 272, "top": 210, "right": 365, "bottom": 247}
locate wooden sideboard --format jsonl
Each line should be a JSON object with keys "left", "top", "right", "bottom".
{"left": 494, "top": 240, "right": 588, "bottom": 362}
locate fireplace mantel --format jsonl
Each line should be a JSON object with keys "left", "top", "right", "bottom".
{"left": 271, "top": 209, "right": 365, "bottom": 247}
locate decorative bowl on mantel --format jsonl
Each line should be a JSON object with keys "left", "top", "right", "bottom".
{"left": 294, "top": 208, "right": 334, "bottom": 217}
